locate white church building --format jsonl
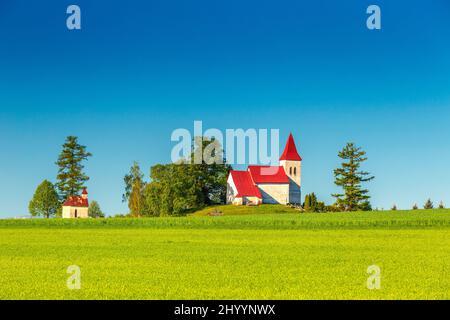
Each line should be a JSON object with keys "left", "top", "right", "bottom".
{"left": 226, "top": 133, "right": 302, "bottom": 205}
{"left": 62, "top": 188, "right": 89, "bottom": 218}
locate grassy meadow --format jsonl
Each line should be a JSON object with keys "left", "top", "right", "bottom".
{"left": 0, "top": 207, "right": 449, "bottom": 299}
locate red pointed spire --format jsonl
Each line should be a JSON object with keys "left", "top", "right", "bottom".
{"left": 82, "top": 188, "right": 88, "bottom": 195}
{"left": 279, "top": 133, "right": 302, "bottom": 161}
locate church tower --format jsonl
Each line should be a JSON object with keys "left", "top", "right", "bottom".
{"left": 82, "top": 187, "right": 88, "bottom": 200}
{"left": 279, "top": 133, "right": 302, "bottom": 204}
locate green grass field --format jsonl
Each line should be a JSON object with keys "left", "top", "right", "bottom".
{"left": 0, "top": 207, "right": 449, "bottom": 299}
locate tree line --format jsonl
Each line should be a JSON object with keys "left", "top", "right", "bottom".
{"left": 123, "top": 138, "right": 231, "bottom": 217}
{"left": 28, "top": 136, "right": 446, "bottom": 218}
{"left": 123, "top": 139, "right": 379, "bottom": 216}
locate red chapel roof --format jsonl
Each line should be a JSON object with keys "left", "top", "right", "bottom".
{"left": 63, "top": 196, "right": 89, "bottom": 207}
{"left": 247, "top": 165, "right": 289, "bottom": 184}
{"left": 279, "top": 133, "right": 302, "bottom": 161}
{"left": 229, "top": 170, "right": 262, "bottom": 198}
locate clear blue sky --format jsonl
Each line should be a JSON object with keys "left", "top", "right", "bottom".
{"left": 1, "top": 0, "right": 449, "bottom": 217}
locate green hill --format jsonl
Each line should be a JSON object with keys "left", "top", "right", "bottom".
{"left": 190, "top": 204, "right": 299, "bottom": 216}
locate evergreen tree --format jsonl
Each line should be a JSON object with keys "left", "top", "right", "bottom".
{"left": 29, "top": 180, "right": 60, "bottom": 218}
{"left": 303, "top": 193, "right": 326, "bottom": 212}
{"left": 424, "top": 199, "right": 434, "bottom": 209}
{"left": 412, "top": 203, "right": 418, "bottom": 210}
{"left": 391, "top": 204, "right": 397, "bottom": 211}
{"left": 56, "top": 136, "right": 92, "bottom": 200}
{"left": 303, "top": 194, "right": 311, "bottom": 211}
{"left": 332, "top": 143, "right": 374, "bottom": 211}
{"left": 358, "top": 200, "right": 372, "bottom": 211}
{"left": 438, "top": 201, "right": 445, "bottom": 209}
{"left": 316, "top": 201, "right": 326, "bottom": 212}
{"left": 310, "top": 193, "right": 318, "bottom": 212}
{"left": 89, "top": 201, "right": 104, "bottom": 218}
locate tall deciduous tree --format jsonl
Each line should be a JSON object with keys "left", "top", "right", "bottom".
{"left": 123, "top": 162, "right": 146, "bottom": 217}
{"left": 190, "top": 137, "right": 231, "bottom": 206}
{"left": 56, "top": 136, "right": 92, "bottom": 200}
{"left": 141, "top": 137, "right": 231, "bottom": 217}
{"left": 29, "top": 180, "right": 60, "bottom": 218}
{"left": 332, "top": 143, "right": 374, "bottom": 211}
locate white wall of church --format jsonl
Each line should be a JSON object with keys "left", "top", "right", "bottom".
{"left": 226, "top": 175, "right": 238, "bottom": 204}
{"left": 62, "top": 206, "right": 89, "bottom": 218}
{"left": 280, "top": 160, "right": 301, "bottom": 187}
{"left": 257, "top": 184, "right": 290, "bottom": 205}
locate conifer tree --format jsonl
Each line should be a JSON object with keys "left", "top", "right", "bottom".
{"left": 56, "top": 136, "right": 92, "bottom": 200}
{"left": 303, "top": 194, "right": 311, "bottom": 211}
{"left": 311, "top": 193, "right": 318, "bottom": 212}
{"left": 332, "top": 143, "right": 374, "bottom": 211}
{"left": 424, "top": 199, "right": 434, "bottom": 209}
{"left": 303, "top": 193, "right": 323, "bottom": 212}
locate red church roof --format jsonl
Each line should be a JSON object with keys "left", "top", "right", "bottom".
{"left": 63, "top": 196, "right": 89, "bottom": 207}
{"left": 248, "top": 165, "right": 289, "bottom": 184}
{"left": 82, "top": 188, "right": 88, "bottom": 195}
{"left": 229, "top": 134, "right": 302, "bottom": 199}
{"left": 279, "top": 133, "right": 302, "bottom": 161}
{"left": 229, "top": 170, "right": 262, "bottom": 198}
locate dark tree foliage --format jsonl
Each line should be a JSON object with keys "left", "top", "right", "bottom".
{"left": 303, "top": 193, "right": 326, "bottom": 212}
{"left": 190, "top": 137, "right": 231, "bottom": 206}
{"left": 424, "top": 199, "right": 434, "bottom": 210}
{"left": 332, "top": 143, "right": 374, "bottom": 211}
{"left": 56, "top": 136, "right": 92, "bottom": 200}
{"left": 144, "top": 163, "right": 205, "bottom": 216}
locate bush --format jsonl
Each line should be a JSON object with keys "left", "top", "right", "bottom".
{"left": 358, "top": 200, "right": 372, "bottom": 211}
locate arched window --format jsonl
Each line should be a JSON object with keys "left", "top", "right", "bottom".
{"left": 294, "top": 167, "right": 297, "bottom": 175}
{"left": 289, "top": 167, "right": 292, "bottom": 175}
